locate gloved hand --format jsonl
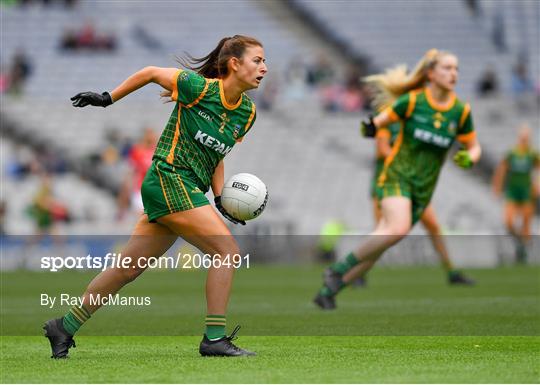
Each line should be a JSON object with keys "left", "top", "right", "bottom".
{"left": 453, "top": 149, "right": 473, "bottom": 169}
{"left": 71, "top": 91, "right": 113, "bottom": 108}
{"left": 214, "top": 196, "right": 246, "bottom": 225}
{"left": 360, "top": 116, "right": 377, "bottom": 138}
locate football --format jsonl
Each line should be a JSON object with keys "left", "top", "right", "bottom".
{"left": 221, "top": 173, "right": 268, "bottom": 221}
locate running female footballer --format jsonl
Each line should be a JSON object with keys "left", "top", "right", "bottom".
{"left": 44, "top": 35, "right": 267, "bottom": 356}
{"left": 359, "top": 121, "right": 474, "bottom": 286}
{"left": 315, "top": 49, "right": 481, "bottom": 309}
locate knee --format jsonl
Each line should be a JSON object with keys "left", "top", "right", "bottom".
{"left": 216, "top": 246, "right": 241, "bottom": 260}
{"left": 211, "top": 239, "right": 241, "bottom": 261}
{"left": 379, "top": 224, "right": 410, "bottom": 244}
{"left": 388, "top": 232, "right": 408, "bottom": 245}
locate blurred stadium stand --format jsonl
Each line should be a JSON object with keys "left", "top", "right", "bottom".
{"left": 1, "top": 0, "right": 538, "bottom": 237}
{"left": 288, "top": 0, "right": 540, "bottom": 165}
{"left": 1, "top": 137, "right": 118, "bottom": 235}
{"left": 290, "top": 0, "right": 539, "bottom": 96}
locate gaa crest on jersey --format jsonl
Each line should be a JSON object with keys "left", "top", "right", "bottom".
{"left": 233, "top": 124, "right": 241, "bottom": 138}
{"left": 180, "top": 71, "right": 189, "bottom": 81}
{"left": 432, "top": 112, "right": 445, "bottom": 129}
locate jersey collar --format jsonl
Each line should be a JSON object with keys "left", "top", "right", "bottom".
{"left": 219, "top": 79, "right": 243, "bottom": 110}
{"left": 424, "top": 87, "right": 456, "bottom": 112}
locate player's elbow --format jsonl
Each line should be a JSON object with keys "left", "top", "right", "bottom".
{"left": 141, "top": 66, "right": 159, "bottom": 83}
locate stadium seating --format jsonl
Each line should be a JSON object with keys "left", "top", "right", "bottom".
{"left": 1, "top": 1, "right": 537, "bottom": 237}
{"left": 1, "top": 1, "right": 313, "bottom": 100}
{"left": 292, "top": 0, "right": 539, "bottom": 97}
{"left": 1, "top": 138, "right": 119, "bottom": 235}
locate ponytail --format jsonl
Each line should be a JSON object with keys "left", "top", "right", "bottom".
{"left": 364, "top": 49, "right": 452, "bottom": 110}
{"left": 179, "top": 35, "right": 263, "bottom": 79}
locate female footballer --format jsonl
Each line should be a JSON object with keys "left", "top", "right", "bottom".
{"left": 492, "top": 124, "right": 539, "bottom": 263}
{"left": 315, "top": 49, "right": 481, "bottom": 309}
{"left": 361, "top": 122, "right": 474, "bottom": 286}
{"left": 44, "top": 35, "right": 267, "bottom": 357}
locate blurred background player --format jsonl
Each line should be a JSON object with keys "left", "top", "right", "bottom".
{"left": 26, "top": 173, "right": 70, "bottom": 238}
{"left": 315, "top": 218, "right": 348, "bottom": 263}
{"left": 128, "top": 127, "right": 157, "bottom": 213}
{"left": 116, "top": 127, "right": 158, "bottom": 220}
{"left": 43, "top": 35, "right": 267, "bottom": 357}
{"left": 360, "top": 121, "right": 475, "bottom": 285}
{"left": 492, "top": 123, "right": 540, "bottom": 263}
{"left": 315, "top": 49, "right": 482, "bottom": 310}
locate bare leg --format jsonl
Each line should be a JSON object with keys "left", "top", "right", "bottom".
{"left": 347, "top": 197, "right": 403, "bottom": 282}
{"left": 82, "top": 204, "right": 237, "bottom": 317}
{"left": 420, "top": 205, "right": 453, "bottom": 271}
{"left": 517, "top": 202, "right": 533, "bottom": 263}
{"left": 504, "top": 202, "right": 519, "bottom": 238}
{"left": 342, "top": 196, "right": 412, "bottom": 283}
{"left": 82, "top": 215, "right": 177, "bottom": 313}
{"left": 505, "top": 201, "right": 527, "bottom": 262}
{"left": 344, "top": 259, "right": 376, "bottom": 283}
{"left": 46, "top": 208, "right": 248, "bottom": 357}
{"left": 157, "top": 206, "right": 238, "bottom": 316}
{"left": 521, "top": 202, "right": 533, "bottom": 242}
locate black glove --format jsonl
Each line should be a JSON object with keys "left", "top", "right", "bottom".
{"left": 71, "top": 91, "right": 113, "bottom": 108}
{"left": 360, "top": 116, "right": 377, "bottom": 138}
{"left": 214, "top": 196, "right": 246, "bottom": 225}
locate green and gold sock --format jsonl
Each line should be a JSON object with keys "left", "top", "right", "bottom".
{"left": 319, "top": 280, "right": 347, "bottom": 297}
{"left": 448, "top": 269, "right": 460, "bottom": 278}
{"left": 205, "top": 315, "right": 226, "bottom": 340}
{"left": 62, "top": 305, "right": 91, "bottom": 336}
{"left": 330, "top": 252, "right": 359, "bottom": 275}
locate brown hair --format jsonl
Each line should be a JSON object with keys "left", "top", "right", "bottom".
{"left": 364, "top": 49, "right": 455, "bottom": 110}
{"left": 180, "top": 35, "right": 263, "bottom": 79}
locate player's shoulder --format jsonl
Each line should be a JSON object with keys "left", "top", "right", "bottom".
{"left": 179, "top": 69, "right": 204, "bottom": 80}
{"left": 397, "top": 88, "right": 423, "bottom": 105}
{"left": 178, "top": 69, "right": 208, "bottom": 88}
{"left": 453, "top": 94, "right": 470, "bottom": 110}
{"left": 239, "top": 93, "right": 256, "bottom": 113}
{"left": 405, "top": 87, "right": 424, "bottom": 99}
{"left": 241, "top": 92, "right": 256, "bottom": 107}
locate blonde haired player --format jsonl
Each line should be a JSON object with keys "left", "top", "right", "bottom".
{"left": 315, "top": 49, "right": 481, "bottom": 309}
{"left": 351, "top": 120, "right": 474, "bottom": 286}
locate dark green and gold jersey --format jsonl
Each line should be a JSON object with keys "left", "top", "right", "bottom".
{"left": 153, "top": 70, "right": 256, "bottom": 191}
{"left": 378, "top": 88, "right": 475, "bottom": 193}
{"left": 504, "top": 148, "right": 540, "bottom": 193}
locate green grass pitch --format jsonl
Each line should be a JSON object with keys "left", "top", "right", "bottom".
{"left": 1, "top": 265, "right": 539, "bottom": 383}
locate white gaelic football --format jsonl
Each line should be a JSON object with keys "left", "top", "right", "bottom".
{"left": 221, "top": 173, "right": 268, "bottom": 221}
